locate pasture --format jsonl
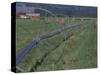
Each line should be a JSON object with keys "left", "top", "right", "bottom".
{"left": 16, "top": 17, "right": 97, "bottom": 72}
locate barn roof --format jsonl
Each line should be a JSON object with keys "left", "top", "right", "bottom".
{"left": 26, "top": 13, "right": 40, "bottom": 16}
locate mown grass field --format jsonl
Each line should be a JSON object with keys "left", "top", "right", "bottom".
{"left": 16, "top": 17, "right": 97, "bottom": 72}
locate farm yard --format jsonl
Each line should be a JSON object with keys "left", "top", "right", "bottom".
{"left": 16, "top": 17, "right": 97, "bottom": 72}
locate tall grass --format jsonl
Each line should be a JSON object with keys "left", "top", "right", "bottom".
{"left": 16, "top": 18, "right": 97, "bottom": 72}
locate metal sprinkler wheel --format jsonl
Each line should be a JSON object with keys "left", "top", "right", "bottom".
{"left": 16, "top": 5, "right": 71, "bottom": 72}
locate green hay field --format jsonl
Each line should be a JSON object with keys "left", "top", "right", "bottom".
{"left": 16, "top": 17, "right": 97, "bottom": 72}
